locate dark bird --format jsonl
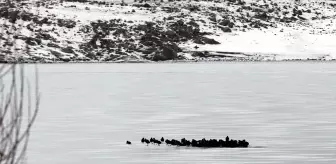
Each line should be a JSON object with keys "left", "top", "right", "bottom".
{"left": 144, "top": 139, "right": 150, "bottom": 145}
{"left": 161, "top": 137, "right": 164, "bottom": 142}
{"left": 194, "top": 45, "right": 199, "bottom": 49}
{"left": 154, "top": 140, "right": 161, "bottom": 145}
{"left": 126, "top": 141, "right": 132, "bottom": 145}
{"left": 141, "top": 137, "right": 145, "bottom": 143}
{"left": 165, "top": 139, "right": 171, "bottom": 145}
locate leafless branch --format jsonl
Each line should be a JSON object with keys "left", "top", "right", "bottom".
{"left": 0, "top": 63, "right": 40, "bottom": 164}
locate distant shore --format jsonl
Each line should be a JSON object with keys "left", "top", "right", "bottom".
{"left": 2, "top": 58, "right": 336, "bottom": 65}
{"left": 1, "top": 0, "right": 336, "bottom": 63}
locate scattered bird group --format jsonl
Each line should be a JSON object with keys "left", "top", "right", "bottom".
{"left": 139, "top": 136, "right": 249, "bottom": 148}
{"left": 141, "top": 137, "right": 165, "bottom": 145}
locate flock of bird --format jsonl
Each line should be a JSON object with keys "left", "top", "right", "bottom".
{"left": 126, "top": 136, "right": 249, "bottom": 148}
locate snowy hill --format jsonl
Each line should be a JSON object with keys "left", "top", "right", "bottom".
{"left": 1, "top": 0, "right": 336, "bottom": 63}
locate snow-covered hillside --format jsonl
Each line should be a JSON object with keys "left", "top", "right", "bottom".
{"left": 1, "top": 0, "right": 336, "bottom": 63}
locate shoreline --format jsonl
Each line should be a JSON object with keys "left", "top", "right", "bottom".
{"left": 2, "top": 58, "right": 336, "bottom": 65}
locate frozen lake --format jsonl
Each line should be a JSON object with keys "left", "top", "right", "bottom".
{"left": 22, "top": 62, "right": 336, "bottom": 164}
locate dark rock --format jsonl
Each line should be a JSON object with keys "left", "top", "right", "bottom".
{"left": 140, "top": 33, "right": 163, "bottom": 46}
{"left": 4, "top": 41, "right": 13, "bottom": 47}
{"left": 165, "top": 42, "right": 182, "bottom": 52}
{"left": 86, "top": 52, "right": 97, "bottom": 60}
{"left": 192, "top": 51, "right": 206, "bottom": 57}
{"left": 194, "top": 37, "right": 204, "bottom": 45}
{"left": 0, "top": 7, "right": 9, "bottom": 18}
{"left": 152, "top": 53, "right": 166, "bottom": 61}
{"left": 236, "top": 7, "right": 243, "bottom": 12}
{"left": 103, "top": 54, "right": 119, "bottom": 61}
{"left": 133, "top": 24, "right": 147, "bottom": 32}
{"left": 202, "top": 37, "right": 220, "bottom": 44}
{"left": 142, "top": 47, "right": 157, "bottom": 55}
{"left": 167, "top": 16, "right": 174, "bottom": 20}
{"left": 165, "top": 30, "right": 177, "bottom": 37}
{"left": 242, "top": 5, "right": 252, "bottom": 10}
{"left": 162, "top": 45, "right": 178, "bottom": 59}
{"left": 25, "top": 37, "right": 41, "bottom": 46}
{"left": 209, "top": 13, "right": 217, "bottom": 22}
{"left": 143, "top": 3, "right": 151, "bottom": 8}
{"left": 249, "top": 19, "right": 270, "bottom": 28}
{"left": 219, "top": 19, "right": 230, "bottom": 26}
{"left": 169, "top": 19, "right": 201, "bottom": 39}
{"left": 162, "top": 6, "right": 180, "bottom": 13}
{"left": 220, "top": 26, "right": 232, "bottom": 32}
{"left": 13, "top": 35, "right": 27, "bottom": 40}
{"left": 280, "top": 16, "right": 298, "bottom": 23}
{"left": 165, "top": 30, "right": 179, "bottom": 41}
{"left": 38, "top": 17, "right": 52, "bottom": 25}
{"left": 268, "top": 8, "right": 275, "bottom": 13}
{"left": 152, "top": 46, "right": 178, "bottom": 61}
{"left": 187, "top": 20, "right": 199, "bottom": 28}
{"left": 8, "top": 10, "right": 20, "bottom": 23}
{"left": 298, "top": 15, "right": 307, "bottom": 20}
{"left": 60, "top": 58, "right": 71, "bottom": 62}
{"left": 142, "top": 41, "right": 156, "bottom": 47}
{"left": 61, "top": 46, "right": 75, "bottom": 54}
{"left": 36, "top": 32, "right": 54, "bottom": 41}
{"left": 254, "top": 12, "right": 269, "bottom": 21}
{"left": 20, "top": 12, "right": 34, "bottom": 21}
{"left": 177, "top": 54, "right": 187, "bottom": 60}
{"left": 50, "top": 50, "right": 63, "bottom": 58}
{"left": 228, "top": 22, "right": 235, "bottom": 28}
{"left": 237, "top": 0, "right": 246, "bottom": 6}
{"left": 290, "top": 16, "right": 298, "bottom": 21}
{"left": 96, "top": 52, "right": 103, "bottom": 57}
{"left": 297, "top": 10, "right": 303, "bottom": 16}
{"left": 47, "top": 42, "right": 61, "bottom": 48}
{"left": 187, "top": 5, "right": 200, "bottom": 12}
{"left": 57, "top": 19, "right": 76, "bottom": 28}
{"left": 194, "top": 37, "right": 220, "bottom": 45}
{"left": 113, "top": 28, "right": 128, "bottom": 36}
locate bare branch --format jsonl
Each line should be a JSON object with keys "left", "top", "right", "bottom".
{"left": 0, "top": 63, "right": 40, "bottom": 164}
